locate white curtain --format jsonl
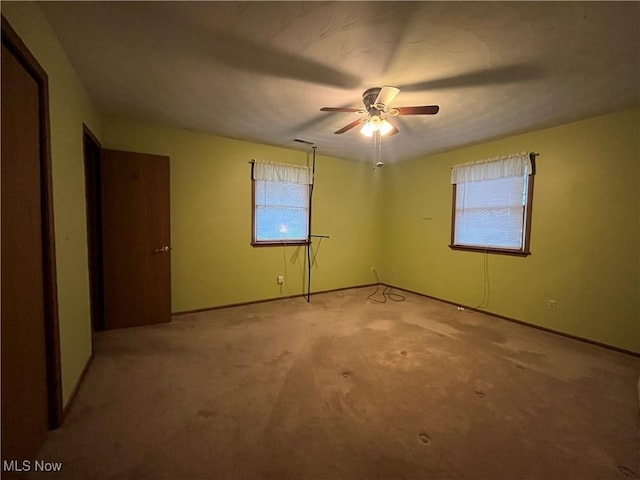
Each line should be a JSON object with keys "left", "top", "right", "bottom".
{"left": 253, "top": 160, "right": 312, "bottom": 185}
{"left": 451, "top": 152, "right": 532, "bottom": 184}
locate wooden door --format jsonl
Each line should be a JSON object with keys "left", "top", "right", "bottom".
{"left": 1, "top": 31, "right": 60, "bottom": 467}
{"left": 101, "top": 149, "right": 171, "bottom": 329}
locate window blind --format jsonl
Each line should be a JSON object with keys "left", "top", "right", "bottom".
{"left": 454, "top": 175, "right": 528, "bottom": 249}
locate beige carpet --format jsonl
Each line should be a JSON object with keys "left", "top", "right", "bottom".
{"left": 31, "top": 287, "right": 639, "bottom": 479}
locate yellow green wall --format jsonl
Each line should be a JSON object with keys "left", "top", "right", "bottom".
{"left": 101, "top": 117, "right": 382, "bottom": 312}
{"left": 1, "top": 3, "right": 102, "bottom": 405}
{"left": 381, "top": 108, "right": 640, "bottom": 353}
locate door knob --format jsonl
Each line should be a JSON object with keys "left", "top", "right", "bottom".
{"left": 153, "top": 246, "right": 171, "bottom": 253}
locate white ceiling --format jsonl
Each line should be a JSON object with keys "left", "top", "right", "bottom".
{"left": 39, "top": 1, "right": 639, "bottom": 164}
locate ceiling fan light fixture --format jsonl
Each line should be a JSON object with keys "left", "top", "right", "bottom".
{"left": 379, "top": 119, "right": 393, "bottom": 136}
{"left": 361, "top": 117, "right": 393, "bottom": 137}
{"left": 360, "top": 121, "right": 375, "bottom": 137}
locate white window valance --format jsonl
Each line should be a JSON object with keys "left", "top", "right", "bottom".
{"left": 252, "top": 160, "right": 312, "bottom": 185}
{"left": 451, "top": 152, "right": 532, "bottom": 184}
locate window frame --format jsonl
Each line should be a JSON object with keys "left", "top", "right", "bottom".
{"left": 251, "top": 176, "right": 310, "bottom": 247}
{"left": 449, "top": 158, "right": 535, "bottom": 257}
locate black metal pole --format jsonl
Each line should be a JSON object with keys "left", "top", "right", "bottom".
{"left": 307, "top": 147, "right": 317, "bottom": 302}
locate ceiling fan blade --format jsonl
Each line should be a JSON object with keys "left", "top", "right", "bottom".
{"left": 334, "top": 118, "right": 363, "bottom": 134}
{"left": 374, "top": 86, "right": 400, "bottom": 107}
{"left": 320, "top": 107, "right": 363, "bottom": 113}
{"left": 395, "top": 105, "right": 440, "bottom": 115}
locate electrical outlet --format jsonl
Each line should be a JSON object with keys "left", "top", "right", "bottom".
{"left": 546, "top": 299, "right": 557, "bottom": 311}
{"left": 277, "top": 275, "right": 284, "bottom": 285}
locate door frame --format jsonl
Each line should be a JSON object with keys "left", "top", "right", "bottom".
{"left": 83, "top": 124, "right": 105, "bottom": 334}
{"left": 2, "top": 15, "right": 63, "bottom": 428}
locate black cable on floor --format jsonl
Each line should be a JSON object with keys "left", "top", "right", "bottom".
{"left": 367, "top": 270, "right": 406, "bottom": 303}
{"left": 368, "top": 285, "right": 406, "bottom": 303}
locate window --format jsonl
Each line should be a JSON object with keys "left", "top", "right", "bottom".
{"left": 252, "top": 160, "right": 312, "bottom": 245}
{"left": 450, "top": 153, "right": 535, "bottom": 256}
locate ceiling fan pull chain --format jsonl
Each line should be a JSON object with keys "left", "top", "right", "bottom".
{"left": 372, "top": 130, "right": 383, "bottom": 168}
{"left": 372, "top": 131, "right": 377, "bottom": 167}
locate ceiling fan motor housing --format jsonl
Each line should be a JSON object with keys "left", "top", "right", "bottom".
{"left": 362, "top": 87, "right": 382, "bottom": 115}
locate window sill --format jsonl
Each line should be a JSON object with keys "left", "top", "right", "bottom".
{"left": 449, "top": 244, "right": 531, "bottom": 257}
{"left": 251, "top": 240, "right": 310, "bottom": 247}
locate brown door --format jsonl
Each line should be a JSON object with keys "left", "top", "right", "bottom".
{"left": 1, "top": 39, "right": 53, "bottom": 466}
{"left": 101, "top": 149, "right": 171, "bottom": 329}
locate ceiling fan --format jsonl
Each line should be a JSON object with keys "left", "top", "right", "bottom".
{"left": 320, "top": 86, "right": 439, "bottom": 136}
